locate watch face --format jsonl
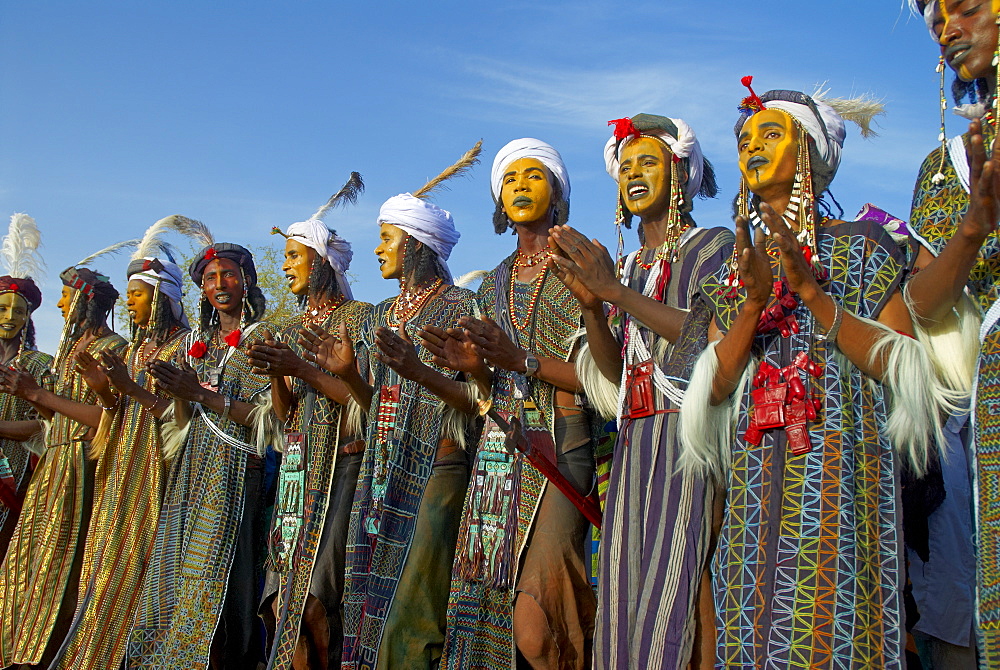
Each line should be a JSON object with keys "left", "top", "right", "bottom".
{"left": 525, "top": 354, "right": 539, "bottom": 377}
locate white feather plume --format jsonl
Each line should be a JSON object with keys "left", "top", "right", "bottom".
{"left": 0, "top": 213, "right": 45, "bottom": 279}
{"left": 132, "top": 215, "right": 215, "bottom": 261}
{"left": 76, "top": 239, "right": 140, "bottom": 266}
{"left": 813, "top": 86, "right": 885, "bottom": 138}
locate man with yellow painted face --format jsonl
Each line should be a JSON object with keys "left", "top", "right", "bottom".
{"left": 49, "top": 216, "right": 201, "bottom": 670}
{"left": 320, "top": 180, "right": 480, "bottom": 669}
{"left": 0, "top": 274, "right": 51, "bottom": 554}
{"left": 906, "top": 1, "right": 1000, "bottom": 665}
{"left": 677, "top": 85, "right": 949, "bottom": 668}
{"left": 248, "top": 176, "right": 373, "bottom": 670}
{"left": 0, "top": 262, "right": 125, "bottom": 669}
{"left": 547, "top": 114, "right": 733, "bottom": 670}
{"left": 423, "top": 138, "right": 600, "bottom": 670}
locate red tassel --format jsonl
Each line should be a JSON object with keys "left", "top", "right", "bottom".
{"left": 224, "top": 329, "right": 242, "bottom": 347}
{"left": 204, "top": 247, "right": 218, "bottom": 260}
{"left": 608, "top": 118, "right": 641, "bottom": 141}
{"left": 738, "top": 75, "right": 766, "bottom": 115}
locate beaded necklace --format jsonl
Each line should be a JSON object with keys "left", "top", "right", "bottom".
{"left": 387, "top": 277, "right": 444, "bottom": 329}
{"left": 510, "top": 264, "right": 548, "bottom": 333}
{"left": 512, "top": 246, "right": 551, "bottom": 270}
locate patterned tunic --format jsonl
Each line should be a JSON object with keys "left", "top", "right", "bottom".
{"left": 262, "top": 300, "right": 372, "bottom": 670}
{"left": 0, "top": 350, "right": 53, "bottom": 548}
{"left": 50, "top": 328, "right": 190, "bottom": 670}
{"left": 0, "top": 333, "right": 124, "bottom": 667}
{"left": 127, "top": 323, "right": 273, "bottom": 668}
{"left": 697, "top": 222, "right": 907, "bottom": 669}
{"left": 911, "top": 122, "right": 1000, "bottom": 666}
{"left": 441, "top": 254, "right": 603, "bottom": 670}
{"left": 595, "top": 226, "right": 733, "bottom": 670}
{"left": 341, "top": 285, "right": 478, "bottom": 670}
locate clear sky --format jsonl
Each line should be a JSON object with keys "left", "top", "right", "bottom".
{"left": 1, "top": 1, "right": 951, "bottom": 352}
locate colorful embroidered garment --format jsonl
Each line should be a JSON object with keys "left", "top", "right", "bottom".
{"left": 441, "top": 253, "right": 601, "bottom": 670}
{"left": 697, "top": 221, "right": 906, "bottom": 669}
{"left": 262, "top": 300, "right": 371, "bottom": 670}
{"left": 127, "top": 324, "right": 273, "bottom": 668}
{"left": 595, "top": 226, "right": 733, "bottom": 670}
{"left": 0, "top": 334, "right": 124, "bottom": 667}
{"left": 341, "top": 284, "right": 478, "bottom": 670}
{"left": 911, "top": 121, "right": 1000, "bottom": 664}
{"left": 49, "top": 328, "right": 189, "bottom": 670}
{"left": 0, "top": 350, "right": 52, "bottom": 547}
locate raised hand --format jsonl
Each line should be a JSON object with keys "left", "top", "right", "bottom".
{"left": 763, "top": 203, "right": 821, "bottom": 301}
{"left": 374, "top": 323, "right": 426, "bottom": 381}
{"left": 249, "top": 330, "right": 308, "bottom": 379}
{"left": 148, "top": 360, "right": 206, "bottom": 402}
{"left": 298, "top": 323, "right": 356, "bottom": 377}
{"left": 735, "top": 215, "right": 774, "bottom": 308}
{"left": 418, "top": 324, "right": 483, "bottom": 374}
{"left": 74, "top": 350, "right": 111, "bottom": 395}
{"left": 100, "top": 351, "right": 138, "bottom": 394}
{"left": 961, "top": 118, "right": 1000, "bottom": 243}
{"left": 549, "top": 225, "right": 618, "bottom": 309}
{"left": 459, "top": 316, "right": 526, "bottom": 373}
{"left": 0, "top": 366, "right": 41, "bottom": 399}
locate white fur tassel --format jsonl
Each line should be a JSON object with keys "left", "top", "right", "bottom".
{"left": 435, "top": 381, "right": 483, "bottom": 449}
{"left": 343, "top": 396, "right": 364, "bottom": 439}
{"left": 455, "top": 269, "right": 488, "bottom": 289}
{"left": 678, "top": 340, "right": 746, "bottom": 477}
{"left": 862, "top": 314, "right": 966, "bottom": 476}
{"left": 23, "top": 419, "right": 47, "bottom": 456}
{"left": 159, "top": 402, "right": 191, "bottom": 461}
{"left": 904, "top": 289, "right": 980, "bottom": 395}
{"left": 574, "top": 339, "right": 620, "bottom": 420}
{"left": 249, "top": 393, "right": 282, "bottom": 457}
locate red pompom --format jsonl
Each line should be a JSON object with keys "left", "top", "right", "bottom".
{"left": 8, "top": 283, "right": 18, "bottom": 292}
{"left": 608, "top": 118, "right": 641, "bottom": 141}
{"left": 741, "top": 75, "right": 753, "bottom": 87}
{"left": 188, "top": 340, "right": 208, "bottom": 358}
{"left": 224, "top": 329, "right": 242, "bottom": 348}
{"left": 204, "top": 247, "right": 218, "bottom": 260}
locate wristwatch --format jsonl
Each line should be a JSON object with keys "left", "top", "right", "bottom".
{"left": 524, "top": 353, "right": 540, "bottom": 378}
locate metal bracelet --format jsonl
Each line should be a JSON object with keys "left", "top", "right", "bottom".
{"left": 818, "top": 299, "right": 844, "bottom": 343}
{"left": 221, "top": 395, "right": 232, "bottom": 421}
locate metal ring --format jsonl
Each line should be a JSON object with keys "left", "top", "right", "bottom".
{"left": 264, "top": 361, "right": 271, "bottom": 371}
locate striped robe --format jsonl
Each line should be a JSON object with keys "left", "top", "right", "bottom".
{"left": 49, "top": 329, "right": 189, "bottom": 670}
{"left": 0, "top": 333, "right": 124, "bottom": 667}
{"left": 594, "top": 226, "right": 733, "bottom": 670}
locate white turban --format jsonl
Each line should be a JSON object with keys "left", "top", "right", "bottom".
{"left": 490, "top": 138, "right": 570, "bottom": 202}
{"left": 764, "top": 99, "right": 847, "bottom": 176}
{"left": 378, "top": 193, "right": 460, "bottom": 280}
{"left": 284, "top": 218, "right": 354, "bottom": 300}
{"left": 603, "top": 116, "right": 705, "bottom": 202}
{"left": 128, "top": 257, "right": 190, "bottom": 327}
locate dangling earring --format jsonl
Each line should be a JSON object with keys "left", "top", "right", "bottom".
{"left": 932, "top": 55, "right": 949, "bottom": 185}
{"left": 614, "top": 196, "right": 626, "bottom": 278}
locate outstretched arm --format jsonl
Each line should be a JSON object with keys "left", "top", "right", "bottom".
{"left": 908, "top": 119, "right": 1000, "bottom": 324}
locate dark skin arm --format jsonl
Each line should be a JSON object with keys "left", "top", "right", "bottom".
{"left": 147, "top": 360, "right": 259, "bottom": 428}
{"left": 418, "top": 324, "right": 493, "bottom": 398}
{"left": 710, "top": 205, "right": 914, "bottom": 403}
{"left": 100, "top": 351, "right": 171, "bottom": 419}
{"left": 550, "top": 225, "right": 690, "bottom": 342}
{"left": 0, "top": 420, "right": 43, "bottom": 442}
{"left": 296, "top": 323, "right": 374, "bottom": 413}
{"left": 0, "top": 351, "right": 110, "bottom": 430}
{"left": 375, "top": 324, "right": 479, "bottom": 416}
{"left": 459, "top": 316, "right": 581, "bottom": 393}
{"left": 908, "top": 119, "right": 1000, "bottom": 325}
{"left": 546, "top": 236, "right": 623, "bottom": 383}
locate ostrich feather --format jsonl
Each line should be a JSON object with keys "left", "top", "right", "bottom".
{"left": 413, "top": 140, "right": 483, "bottom": 199}
{"left": 0, "top": 213, "right": 45, "bottom": 279}
{"left": 813, "top": 87, "right": 885, "bottom": 138}
{"left": 76, "top": 239, "right": 140, "bottom": 266}
{"left": 132, "top": 215, "right": 215, "bottom": 261}
{"left": 310, "top": 172, "right": 365, "bottom": 221}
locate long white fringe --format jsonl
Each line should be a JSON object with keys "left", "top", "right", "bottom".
{"left": 249, "top": 392, "right": 283, "bottom": 457}
{"left": 677, "top": 340, "right": 748, "bottom": 477}
{"left": 574, "top": 340, "right": 620, "bottom": 420}
{"left": 23, "top": 419, "right": 47, "bottom": 456}
{"left": 862, "top": 313, "right": 967, "bottom": 476}
{"left": 159, "top": 402, "right": 191, "bottom": 461}
{"left": 343, "top": 396, "right": 364, "bottom": 439}
{"left": 435, "top": 381, "right": 484, "bottom": 449}
{"left": 904, "top": 288, "right": 980, "bottom": 395}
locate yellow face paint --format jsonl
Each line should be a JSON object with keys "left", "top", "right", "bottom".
{"left": 934, "top": 0, "right": 1000, "bottom": 82}
{"left": 617, "top": 136, "right": 673, "bottom": 220}
{"left": 375, "top": 222, "right": 408, "bottom": 281}
{"left": 282, "top": 238, "right": 315, "bottom": 297}
{"left": 737, "top": 108, "right": 799, "bottom": 196}
{"left": 499, "top": 157, "right": 554, "bottom": 226}
{"left": 0, "top": 293, "right": 28, "bottom": 340}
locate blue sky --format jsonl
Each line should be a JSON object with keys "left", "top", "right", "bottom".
{"left": 1, "top": 1, "right": 951, "bottom": 352}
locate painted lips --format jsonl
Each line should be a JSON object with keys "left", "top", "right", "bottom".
{"left": 746, "top": 156, "right": 769, "bottom": 171}
{"left": 626, "top": 180, "right": 649, "bottom": 200}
